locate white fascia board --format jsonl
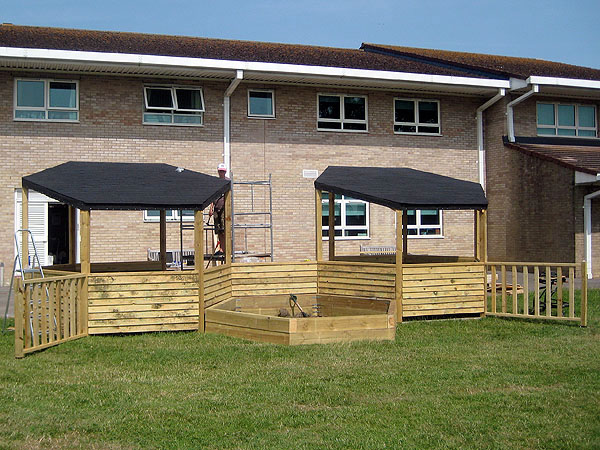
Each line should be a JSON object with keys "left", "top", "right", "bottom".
{"left": 575, "top": 171, "right": 600, "bottom": 184}
{"left": 528, "top": 76, "right": 600, "bottom": 90}
{"left": 0, "top": 46, "right": 510, "bottom": 89}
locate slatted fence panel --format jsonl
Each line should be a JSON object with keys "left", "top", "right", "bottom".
{"left": 230, "top": 262, "right": 317, "bottom": 297}
{"left": 88, "top": 271, "right": 199, "bottom": 334}
{"left": 204, "top": 265, "right": 231, "bottom": 307}
{"left": 317, "top": 261, "right": 395, "bottom": 299}
{"left": 402, "top": 263, "right": 486, "bottom": 317}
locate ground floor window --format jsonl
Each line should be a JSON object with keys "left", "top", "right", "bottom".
{"left": 321, "top": 192, "right": 369, "bottom": 238}
{"left": 143, "top": 210, "right": 195, "bottom": 222}
{"left": 406, "top": 209, "right": 442, "bottom": 236}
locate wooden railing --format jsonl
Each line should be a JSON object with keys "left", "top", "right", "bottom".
{"left": 317, "top": 261, "right": 395, "bottom": 299}
{"left": 230, "top": 262, "right": 317, "bottom": 297}
{"left": 204, "top": 265, "right": 231, "bottom": 308}
{"left": 486, "top": 262, "right": 587, "bottom": 326}
{"left": 15, "top": 273, "right": 87, "bottom": 358}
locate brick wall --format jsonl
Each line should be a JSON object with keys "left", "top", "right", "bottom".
{"left": 0, "top": 71, "right": 483, "bottom": 283}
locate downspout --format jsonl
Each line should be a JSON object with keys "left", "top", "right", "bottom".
{"left": 476, "top": 88, "right": 505, "bottom": 190}
{"left": 584, "top": 189, "right": 600, "bottom": 278}
{"left": 506, "top": 85, "right": 539, "bottom": 142}
{"left": 223, "top": 70, "right": 243, "bottom": 176}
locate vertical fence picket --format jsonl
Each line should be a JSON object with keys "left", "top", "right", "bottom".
{"left": 534, "top": 266, "right": 540, "bottom": 316}
{"left": 491, "top": 265, "right": 496, "bottom": 314}
{"left": 523, "top": 266, "right": 529, "bottom": 315}
{"left": 581, "top": 262, "right": 588, "bottom": 327}
{"left": 48, "top": 281, "right": 56, "bottom": 344}
{"left": 557, "top": 267, "right": 563, "bottom": 318}
{"left": 545, "top": 266, "right": 552, "bottom": 317}
{"left": 24, "top": 283, "right": 32, "bottom": 349}
{"left": 501, "top": 265, "right": 507, "bottom": 313}
{"left": 569, "top": 267, "right": 575, "bottom": 318}
{"left": 512, "top": 265, "right": 517, "bottom": 314}
{"left": 70, "top": 279, "right": 77, "bottom": 336}
{"left": 32, "top": 283, "right": 40, "bottom": 347}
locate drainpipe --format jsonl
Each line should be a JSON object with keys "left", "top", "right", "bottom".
{"left": 584, "top": 189, "right": 600, "bottom": 278}
{"left": 223, "top": 70, "right": 243, "bottom": 177}
{"left": 506, "top": 85, "right": 539, "bottom": 142}
{"left": 476, "top": 89, "right": 505, "bottom": 190}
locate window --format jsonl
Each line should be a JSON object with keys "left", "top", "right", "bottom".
{"left": 143, "top": 86, "right": 204, "bottom": 125}
{"left": 248, "top": 90, "right": 275, "bottom": 118}
{"left": 537, "top": 102, "right": 597, "bottom": 137}
{"left": 318, "top": 94, "right": 367, "bottom": 131}
{"left": 394, "top": 99, "right": 440, "bottom": 134}
{"left": 321, "top": 192, "right": 369, "bottom": 238}
{"left": 406, "top": 209, "right": 442, "bottom": 236}
{"left": 14, "top": 79, "right": 78, "bottom": 121}
{"left": 143, "top": 210, "right": 189, "bottom": 222}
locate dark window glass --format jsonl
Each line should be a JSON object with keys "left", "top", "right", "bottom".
{"left": 418, "top": 101, "right": 438, "bottom": 124}
{"left": 176, "top": 89, "right": 203, "bottom": 111}
{"left": 344, "top": 96, "right": 365, "bottom": 120}
{"left": 394, "top": 125, "right": 417, "bottom": 133}
{"left": 344, "top": 122, "right": 367, "bottom": 131}
{"left": 318, "top": 96, "right": 340, "bottom": 119}
{"left": 418, "top": 126, "right": 440, "bottom": 134}
{"left": 318, "top": 121, "right": 342, "bottom": 129}
{"left": 146, "top": 88, "right": 173, "bottom": 108}
{"left": 395, "top": 100, "right": 414, "bottom": 123}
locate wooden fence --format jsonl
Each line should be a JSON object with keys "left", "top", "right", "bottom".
{"left": 88, "top": 271, "right": 199, "bottom": 334}
{"left": 230, "top": 262, "right": 317, "bottom": 297}
{"left": 402, "top": 263, "right": 486, "bottom": 317}
{"left": 204, "top": 265, "right": 231, "bottom": 308}
{"left": 317, "top": 261, "right": 395, "bottom": 299}
{"left": 486, "top": 262, "right": 587, "bottom": 326}
{"left": 15, "top": 273, "right": 87, "bottom": 358}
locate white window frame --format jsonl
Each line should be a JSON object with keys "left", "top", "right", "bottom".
{"left": 143, "top": 85, "right": 205, "bottom": 126}
{"left": 536, "top": 102, "right": 597, "bottom": 138}
{"left": 393, "top": 98, "right": 441, "bottom": 135}
{"left": 405, "top": 209, "right": 443, "bottom": 238}
{"left": 143, "top": 209, "right": 195, "bottom": 222}
{"left": 247, "top": 89, "right": 275, "bottom": 119}
{"left": 317, "top": 93, "right": 368, "bottom": 133}
{"left": 322, "top": 194, "right": 370, "bottom": 240}
{"left": 14, "top": 78, "right": 79, "bottom": 122}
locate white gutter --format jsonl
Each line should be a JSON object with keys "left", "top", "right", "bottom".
{"left": 528, "top": 76, "right": 600, "bottom": 90}
{"left": 223, "top": 70, "right": 243, "bottom": 177}
{"left": 584, "top": 189, "right": 600, "bottom": 278}
{"left": 0, "top": 46, "right": 510, "bottom": 89}
{"left": 506, "top": 85, "right": 539, "bottom": 142}
{"left": 476, "top": 88, "right": 505, "bottom": 190}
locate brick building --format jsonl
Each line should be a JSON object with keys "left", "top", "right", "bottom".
{"left": 1, "top": 25, "right": 599, "bottom": 282}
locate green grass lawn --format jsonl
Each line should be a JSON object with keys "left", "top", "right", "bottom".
{"left": 1, "top": 292, "right": 599, "bottom": 449}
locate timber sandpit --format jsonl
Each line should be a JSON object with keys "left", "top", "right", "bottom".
{"left": 205, "top": 294, "right": 396, "bottom": 345}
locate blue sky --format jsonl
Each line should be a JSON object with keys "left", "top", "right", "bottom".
{"left": 2, "top": 0, "right": 599, "bottom": 69}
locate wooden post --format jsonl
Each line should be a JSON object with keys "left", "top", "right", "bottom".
{"left": 395, "top": 210, "right": 403, "bottom": 323}
{"left": 224, "top": 190, "right": 232, "bottom": 265}
{"left": 14, "top": 278, "right": 24, "bottom": 358}
{"left": 328, "top": 192, "right": 335, "bottom": 261}
{"left": 315, "top": 190, "right": 323, "bottom": 261}
{"left": 581, "top": 261, "right": 588, "bottom": 327}
{"left": 481, "top": 209, "right": 488, "bottom": 263}
{"left": 21, "top": 186, "right": 29, "bottom": 273}
{"left": 195, "top": 210, "right": 205, "bottom": 332}
{"left": 79, "top": 209, "right": 90, "bottom": 335}
{"left": 68, "top": 206, "right": 77, "bottom": 264}
{"left": 159, "top": 210, "right": 167, "bottom": 271}
{"left": 402, "top": 210, "right": 408, "bottom": 258}
{"left": 474, "top": 210, "right": 481, "bottom": 261}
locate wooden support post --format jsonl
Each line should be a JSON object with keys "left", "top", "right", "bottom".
{"left": 159, "top": 210, "right": 167, "bottom": 271}
{"left": 224, "top": 190, "right": 232, "bottom": 265}
{"left": 195, "top": 210, "right": 205, "bottom": 332}
{"left": 328, "top": 192, "right": 335, "bottom": 261}
{"left": 68, "top": 206, "right": 77, "bottom": 264}
{"left": 315, "top": 190, "right": 323, "bottom": 262}
{"left": 14, "top": 278, "right": 23, "bottom": 358}
{"left": 395, "top": 210, "right": 403, "bottom": 323}
{"left": 79, "top": 209, "right": 90, "bottom": 335}
{"left": 481, "top": 209, "right": 488, "bottom": 263}
{"left": 581, "top": 261, "right": 588, "bottom": 327}
{"left": 402, "top": 210, "right": 408, "bottom": 258}
{"left": 21, "top": 186, "right": 29, "bottom": 272}
{"left": 474, "top": 210, "right": 481, "bottom": 261}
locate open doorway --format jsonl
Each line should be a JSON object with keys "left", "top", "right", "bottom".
{"left": 48, "top": 203, "right": 69, "bottom": 265}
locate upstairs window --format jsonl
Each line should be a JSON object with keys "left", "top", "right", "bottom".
{"left": 318, "top": 94, "right": 367, "bottom": 131}
{"left": 143, "top": 86, "right": 204, "bottom": 126}
{"left": 406, "top": 209, "right": 442, "bottom": 236}
{"left": 537, "top": 102, "right": 597, "bottom": 137}
{"left": 248, "top": 90, "right": 275, "bottom": 118}
{"left": 321, "top": 192, "right": 369, "bottom": 238}
{"left": 14, "top": 79, "right": 78, "bottom": 121}
{"left": 394, "top": 99, "right": 440, "bottom": 134}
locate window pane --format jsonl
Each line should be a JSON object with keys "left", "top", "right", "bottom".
{"left": 557, "top": 128, "right": 576, "bottom": 136}
{"left": 406, "top": 210, "right": 416, "bottom": 226}
{"left": 49, "top": 82, "right": 77, "bottom": 108}
{"left": 146, "top": 210, "right": 161, "bottom": 217}
{"left": 48, "top": 111, "right": 78, "bottom": 120}
{"left": 420, "top": 209, "right": 440, "bottom": 226}
{"left": 537, "top": 127, "right": 556, "bottom": 135}
{"left": 345, "top": 203, "right": 366, "bottom": 226}
{"left": 420, "top": 228, "right": 441, "bottom": 236}
{"left": 343, "top": 122, "right": 367, "bottom": 131}
{"left": 146, "top": 88, "right": 173, "bottom": 109}
{"left": 318, "top": 95, "right": 340, "bottom": 119}
{"left": 418, "top": 126, "right": 440, "bottom": 134}
{"left": 345, "top": 229, "right": 367, "bottom": 237}
{"left": 344, "top": 97, "right": 365, "bottom": 121}
{"left": 537, "top": 103, "right": 555, "bottom": 126}
{"left": 174, "top": 114, "right": 202, "bottom": 124}
{"left": 17, "top": 80, "right": 44, "bottom": 108}
{"left": 578, "top": 130, "right": 596, "bottom": 137}
{"left": 15, "top": 110, "right": 45, "bottom": 119}
{"left": 318, "top": 121, "right": 341, "bottom": 129}
{"left": 249, "top": 91, "right": 273, "bottom": 116}
{"left": 144, "top": 113, "right": 173, "bottom": 123}
{"left": 557, "top": 105, "right": 575, "bottom": 126}
{"left": 418, "top": 101, "right": 438, "bottom": 124}
{"left": 394, "top": 125, "right": 416, "bottom": 133}
{"left": 395, "top": 100, "right": 414, "bottom": 123}
{"left": 578, "top": 106, "right": 596, "bottom": 128}
{"left": 176, "top": 89, "right": 203, "bottom": 111}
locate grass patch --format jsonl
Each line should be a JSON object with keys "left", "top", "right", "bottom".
{"left": 1, "top": 292, "right": 599, "bottom": 449}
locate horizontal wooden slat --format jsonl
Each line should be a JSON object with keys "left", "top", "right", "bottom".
{"left": 403, "top": 299, "right": 484, "bottom": 310}
{"left": 90, "top": 308, "right": 199, "bottom": 320}
{"left": 402, "top": 289, "right": 484, "bottom": 299}
{"left": 318, "top": 276, "right": 395, "bottom": 287}
{"left": 319, "top": 287, "right": 394, "bottom": 299}
{"left": 288, "top": 327, "right": 395, "bottom": 345}
{"left": 231, "top": 287, "right": 318, "bottom": 297}
{"left": 205, "top": 322, "right": 289, "bottom": 345}
{"left": 403, "top": 265, "right": 484, "bottom": 275}
{"left": 89, "top": 323, "right": 198, "bottom": 334}
{"left": 89, "top": 301, "right": 198, "bottom": 313}
{"left": 206, "top": 309, "right": 290, "bottom": 333}
{"left": 89, "top": 316, "right": 198, "bottom": 327}
{"left": 403, "top": 306, "right": 483, "bottom": 317}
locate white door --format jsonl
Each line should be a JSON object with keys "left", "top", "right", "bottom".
{"left": 15, "top": 190, "right": 51, "bottom": 268}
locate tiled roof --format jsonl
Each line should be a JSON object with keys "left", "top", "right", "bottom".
{"left": 0, "top": 24, "right": 487, "bottom": 78}
{"left": 362, "top": 44, "right": 600, "bottom": 81}
{"left": 504, "top": 137, "right": 600, "bottom": 175}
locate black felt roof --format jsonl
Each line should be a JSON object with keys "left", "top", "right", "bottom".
{"left": 22, "top": 161, "right": 230, "bottom": 211}
{"left": 314, "top": 167, "right": 487, "bottom": 210}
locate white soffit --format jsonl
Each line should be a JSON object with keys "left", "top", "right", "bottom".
{"left": 0, "top": 46, "right": 509, "bottom": 93}
{"left": 575, "top": 171, "right": 600, "bottom": 185}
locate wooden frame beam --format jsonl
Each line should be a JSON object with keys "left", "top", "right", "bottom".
{"left": 224, "top": 190, "right": 232, "bottom": 265}
{"left": 315, "top": 189, "right": 323, "bottom": 261}
{"left": 79, "top": 209, "right": 90, "bottom": 335}
{"left": 68, "top": 206, "right": 77, "bottom": 265}
{"left": 395, "top": 210, "right": 403, "bottom": 323}
{"left": 328, "top": 192, "right": 335, "bottom": 261}
{"left": 194, "top": 210, "right": 205, "bottom": 332}
{"left": 159, "top": 210, "right": 167, "bottom": 271}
